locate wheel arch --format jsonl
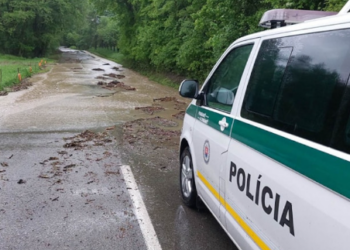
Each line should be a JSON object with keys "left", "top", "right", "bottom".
{"left": 180, "top": 138, "right": 189, "bottom": 161}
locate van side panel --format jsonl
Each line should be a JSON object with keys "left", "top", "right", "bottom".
{"left": 224, "top": 119, "right": 350, "bottom": 250}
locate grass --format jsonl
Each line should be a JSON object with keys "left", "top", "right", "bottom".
{"left": 0, "top": 54, "right": 52, "bottom": 91}
{"left": 88, "top": 48, "right": 184, "bottom": 89}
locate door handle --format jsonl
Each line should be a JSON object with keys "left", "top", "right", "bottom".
{"left": 218, "top": 117, "right": 229, "bottom": 131}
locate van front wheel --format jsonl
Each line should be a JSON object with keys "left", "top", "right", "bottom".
{"left": 180, "top": 147, "right": 197, "bottom": 207}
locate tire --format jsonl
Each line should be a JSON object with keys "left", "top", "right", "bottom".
{"left": 180, "top": 147, "right": 197, "bottom": 208}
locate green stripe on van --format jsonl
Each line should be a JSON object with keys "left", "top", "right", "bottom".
{"left": 186, "top": 104, "right": 197, "bottom": 118}
{"left": 186, "top": 104, "right": 233, "bottom": 136}
{"left": 232, "top": 120, "right": 350, "bottom": 199}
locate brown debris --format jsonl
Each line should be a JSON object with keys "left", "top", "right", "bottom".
{"left": 172, "top": 111, "right": 185, "bottom": 120}
{"left": 106, "top": 81, "right": 120, "bottom": 87}
{"left": 63, "top": 164, "right": 76, "bottom": 170}
{"left": 153, "top": 97, "right": 177, "bottom": 102}
{"left": 101, "top": 81, "right": 135, "bottom": 91}
{"left": 0, "top": 91, "right": 8, "bottom": 96}
{"left": 1, "top": 162, "right": 8, "bottom": 167}
{"left": 97, "top": 81, "right": 106, "bottom": 86}
{"left": 103, "top": 63, "right": 110, "bottom": 65}
{"left": 112, "top": 67, "right": 119, "bottom": 71}
{"left": 63, "top": 142, "right": 82, "bottom": 149}
{"left": 7, "top": 79, "right": 33, "bottom": 93}
{"left": 118, "top": 83, "right": 135, "bottom": 90}
{"left": 135, "top": 106, "right": 165, "bottom": 114}
{"left": 103, "top": 73, "right": 119, "bottom": 78}
{"left": 63, "top": 130, "right": 113, "bottom": 149}
{"left": 105, "top": 171, "right": 120, "bottom": 176}
{"left": 92, "top": 68, "right": 105, "bottom": 71}
{"left": 96, "top": 76, "right": 108, "bottom": 80}
{"left": 123, "top": 117, "right": 180, "bottom": 147}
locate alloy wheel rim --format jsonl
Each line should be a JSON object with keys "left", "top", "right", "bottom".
{"left": 181, "top": 155, "right": 193, "bottom": 198}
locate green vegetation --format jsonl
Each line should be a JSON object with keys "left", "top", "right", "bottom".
{"left": 0, "top": 0, "right": 89, "bottom": 57}
{"left": 89, "top": 48, "right": 125, "bottom": 65}
{"left": 86, "top": 0, "right": 347, "bottom": 82}
{"left": 0, "top": 0, "right": 348, "bottom": 88}
{"left": 0, "top": 54, "right": 49, "bottom": 90}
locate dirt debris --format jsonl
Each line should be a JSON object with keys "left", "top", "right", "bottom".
{"left": 123, "top": 116, "right": 180, "bottom": 148}
{"left": 103, "top": 73, "right": 119, "bottom": 78}
{"left": 172, "top": 111, "right": 186, "bottom": 120}
{"left": 0, "top": 91, "right": 8, "bottom": 96}
{"left": 63, "top": 130, "right": 112, "bottom": 150}
{"left": 135, "top": 106, "right": 165, "bottom": 114}
{"left": 3, "top": 79, "right": 33, "bottom": 94}
{"left": 112, "top": 67, "right": 119, "bottom": 71}
{"left": 63, "top": 164, "right": 76, "bottom": 170}
{"left": 106, "top": 81, "right": 120, "bottom": 87}
{"left": 100, "top": 81, "right": 136, "bottom": 91}
{"left": 95, "top": 76, "right": 108, "bottom": 80}
{"left": 153, "top": 96, "right": 177, "bottom": 102}
{"left": 92, "top": 68, "right": 105, "bottom": 71}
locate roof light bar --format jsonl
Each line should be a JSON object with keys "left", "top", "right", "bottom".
{"left": 259, "top": 9, "right": 337, "bottom": 29}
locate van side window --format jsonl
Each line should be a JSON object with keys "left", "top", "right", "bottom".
{"left": 242, "top": 29, "right": 350, "bottom": 152}
{"left": 205, "top": 44, "right": 253, "bottom": 113}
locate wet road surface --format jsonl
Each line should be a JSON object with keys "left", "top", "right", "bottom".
{"left": 0, "top": 48, "right": 238, "bottom": 250}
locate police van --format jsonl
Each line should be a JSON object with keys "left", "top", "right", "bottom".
{"left": 178, "top": 2, "right": 350, "bottom": 249}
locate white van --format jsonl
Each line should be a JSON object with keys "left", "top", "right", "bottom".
{"left": 178, "top": 2, "right": 350, "bottom": 249}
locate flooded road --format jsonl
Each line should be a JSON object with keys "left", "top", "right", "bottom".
{"left": 0, "top": 48, "right": 237, "bottom": 249}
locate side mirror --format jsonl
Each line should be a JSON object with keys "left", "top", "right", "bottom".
{"left": 179, "top": 79, "right": 199, "bottom": 99}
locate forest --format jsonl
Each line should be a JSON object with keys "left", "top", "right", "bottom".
{"left": 0, "top": 0, "right": 347, "bottom": 81}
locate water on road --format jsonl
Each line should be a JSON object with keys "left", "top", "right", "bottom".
{"left": 0, "top": 48, "right": 237, "bottom": 250}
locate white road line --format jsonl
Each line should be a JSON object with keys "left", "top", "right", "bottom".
{"left": 121, "top": 165, "right": 162, "bottom": 250}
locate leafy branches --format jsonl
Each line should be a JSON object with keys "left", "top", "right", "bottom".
{"left": 0, "top": 0, "right": 88, "bottom": 57}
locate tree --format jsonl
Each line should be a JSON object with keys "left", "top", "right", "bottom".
{"left": 0, "top": 0, "right": 88, "bottom": 57}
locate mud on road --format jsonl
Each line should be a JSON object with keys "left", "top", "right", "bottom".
{"left": 0, "top": 48, "right": 237, "bottom": 250}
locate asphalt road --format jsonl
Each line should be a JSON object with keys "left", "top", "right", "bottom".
{"left": 0, "top": 48, "right": 238, "bottom": 250}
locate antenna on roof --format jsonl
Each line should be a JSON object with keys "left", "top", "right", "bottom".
{"left": 259, "top": 9, "right": 337, "bottom": 29}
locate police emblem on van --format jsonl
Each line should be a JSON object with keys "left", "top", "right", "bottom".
{"left": 203, "top": 140, "right": 210, "bottom": 164}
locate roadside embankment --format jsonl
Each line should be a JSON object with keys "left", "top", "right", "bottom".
{"left": 0, "top": 54, "right": 52, "bottom": 93}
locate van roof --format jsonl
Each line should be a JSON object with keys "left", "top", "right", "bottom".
{"left": 234, "top": 11, "right": 350, "bottom": 44}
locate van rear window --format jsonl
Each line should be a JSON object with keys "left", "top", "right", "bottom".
{"left": 242, "top": 29, "right": 350, "bottom": 153}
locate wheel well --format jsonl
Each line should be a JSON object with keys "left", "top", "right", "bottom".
{"left": 180, "top": 139, "right": 189, "bottom": 160}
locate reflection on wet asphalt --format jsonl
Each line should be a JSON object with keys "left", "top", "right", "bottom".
{"left": 0, "top": 48, "right": 238, "bottom": 249}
